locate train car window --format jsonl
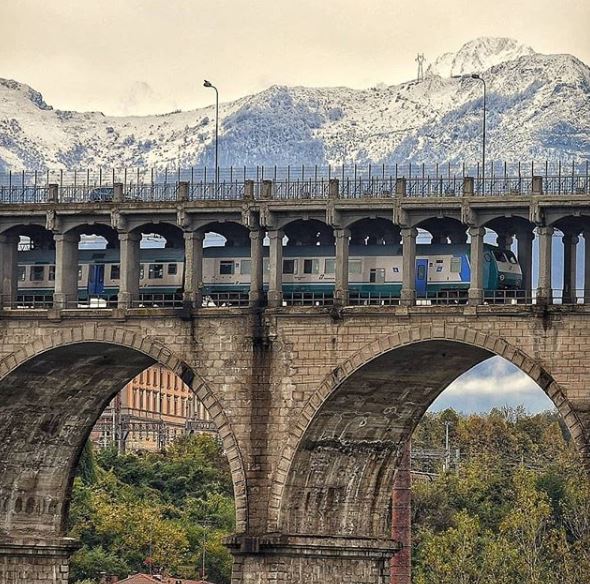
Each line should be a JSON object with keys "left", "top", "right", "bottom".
{"left": 110, "top": 264, "right": 120, "bottom": 280}
{"left": 167, "top": 264, "right": 178, "bottom": 275}
{"left": 283, "top": 259, "right": 296, "bottom": 274}
{"left": 349, "top": 259, "right": 362, "bottom": 274}
{"left": 392, "top": 267, "right": 399, "bottom": 273}
{"left": 149, "top": 264, "right": 164, "bottom": 279}
{"left": 369, "top": 268, "right": 385, "bottom": 283}
{"left": 31, "top": 266, "right": 45, "bottom": 281}
{"left": 492, "top": 250, "right": 507, "bottom": 262}
{"left": 240, "top": 260, "right": 252, "bottom": 275}
{"left": 140, "top": 265, "right": 145, "bottom": 280}
{"left": 450, "top": 258, "right": 462, "bottom": 273}
{"left": 263, "top": 258, "right": 270, "bottom": 273}
{"left": 219, "top": 260, "right": 235, "bottom": 275}
{"left": 506, "top": 252, "right": 518, "bottom": 264}
{"left": 78, "top": 266, "right": 83, "bottom": 281}
{"left": 324, "top": 259, "right": 335, "bottom": 274}
{"left": 17, "top": 266, "right": 26, "bottom": 281}
{"left": 303, "top": 259, "right": 319, "bottom": 274}
{"left": 48, "top": 266, "right": 55, "bottom": 281}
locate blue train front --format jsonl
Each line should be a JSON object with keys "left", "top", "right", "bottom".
{"left": 15, "top": 242, "right": 522, "bottom": 305}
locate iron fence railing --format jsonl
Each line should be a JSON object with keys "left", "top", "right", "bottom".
{"left": 202, "top": 292, "right": 250, "bottom": 307}
{"left": 0, "top": 185, "right": 49, "bottom": 203}
{"left": 125, "top": 184, "right": 178, "bottom": 202}
{"left": 271, "top": 180, "right": 330, "bottom": 200}
{"left": 3, "top": 288, "right": 590, "bottom": 309}
{"left": 0, "top": 161, "right": 589, "bottom": 202}
{"left": 189, "top": 181, "right": 245, "bottom": 201}
{"left": 282, "top": 291, "right": 334, "bottom": 306}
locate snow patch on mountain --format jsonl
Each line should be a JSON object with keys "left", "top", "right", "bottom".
{"left": 426, "top": 37, "right": 535, "bottom": 78}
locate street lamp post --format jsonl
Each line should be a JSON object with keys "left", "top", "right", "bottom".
{"left": 203, "top": 80, "right": 219, "bottom": 182}
{"left": 452, "top": 73, "right": 486, "bottom": 191}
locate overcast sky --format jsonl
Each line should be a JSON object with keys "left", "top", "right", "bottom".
{"left": 1, "top": 0, "right": 589, "bottom": 116}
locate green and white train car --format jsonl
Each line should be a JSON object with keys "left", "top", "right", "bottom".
{"left": 15, "top": 243, "right": 522, "bottom": 304}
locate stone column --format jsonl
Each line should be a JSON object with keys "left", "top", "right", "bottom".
{"left": 562, "top": 233, "right": 579, "bottom": 304}
{"left": 536, "top": 226, "right": 554, "bottom": 305}
{"left": 249, "top": 229, "right": 264, "bottom": 307}
{"left": 53, "top": 232, "right": 79, "bottom": 309}
{"left": 228, "top": 535, "right": 398, "bottom": 584}
{"left": 468, "top": 227, "right": 485, "bottom": 305}
{"left": 584, "top": 231, "right": 590, "bottom": 304}
{"left": 118, "top": 231, "right": 141, "bottom": 308}
{"left": 267, "top": 229, "right": 283, "bottom": 308}
{"left": 0, "top": 536, "right": 80, "bottom": 584}
{"left": 391, "top": 441, "right": 411, "bottom": 584}
{"left": 334, "top": 228, "right": 350, "bottom": 307}
{"left": 183, "top": 231, "right": 204, "bottom": 307}
{"left": 0, "top": 234, "right": 19, "bottom": 308}
{"left": 400, "top": 227, "right": 417, "bottom": 306}
{"left": 516, "top": 230, "right": 534, "bottom": 300}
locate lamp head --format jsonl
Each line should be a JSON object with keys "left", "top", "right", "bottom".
{"left": 203, "top": 80, "right": 212, "bottom": 88}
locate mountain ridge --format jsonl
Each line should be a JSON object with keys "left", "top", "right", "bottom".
{"left": 0, "top": 37, "right": 589, "bottom": 170}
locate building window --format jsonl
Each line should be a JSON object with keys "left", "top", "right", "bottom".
{"left": 31, "top": 265, "right": 45, "bottom": 281}
{"left": 349, "top": 259, "right": 362, "bottom": 274}
{"left": 303, "top": 259, "right": 319, "bottom": 274}
{"left": 283, "top": 259, "right": 296, "bottom": 274}
{"left": 110, "top": 264, "right": 120, "bottom": 280}
{"left": 219, "top": 260, "right": 234, "bottom": 275}
{"left": 148, "top": 264, "right": 164, "bottom": 279}
{"left": 240, "top": 259, "right": 252, "bottom": 275}
{"left": 369, "top": 268, "right": 385, "bottom": 283}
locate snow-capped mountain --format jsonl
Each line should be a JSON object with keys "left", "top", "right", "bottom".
{"left": 426, "top": 37, "right": 535, "bottom": 78}
{"left": 0, "top": 37, "right": 588, "bottom": 170}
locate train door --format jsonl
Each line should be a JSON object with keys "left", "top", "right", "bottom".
{"left": 88, "top": 264, "right": 105, "bottom": 295}
{"left": 415, "top": 258, "right": 428, "bottom": 296}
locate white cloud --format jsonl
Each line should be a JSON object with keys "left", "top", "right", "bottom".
{"left": 428, "top": 356, "right": 555, "bottom": 413}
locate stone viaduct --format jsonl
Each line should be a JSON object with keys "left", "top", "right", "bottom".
{"left": 0, "top": 174, "right": 589, "bottom": 583}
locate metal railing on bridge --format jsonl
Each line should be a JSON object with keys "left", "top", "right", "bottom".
{"left": 1, "top": 288, "right": 590, "bottom": 310}
{"left": 0, "top": 161, "right": 588, "bottom": 203}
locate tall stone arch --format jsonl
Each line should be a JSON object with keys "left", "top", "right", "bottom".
{"left": 0, "top": 323, "right": 248, "bottom": 539}
{"left": 268, "top": 323, "right": 586, "bottom": 534}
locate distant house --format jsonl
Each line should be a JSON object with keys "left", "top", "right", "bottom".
{"left": 114, "top": 574, "right": 214, "bottom": 584}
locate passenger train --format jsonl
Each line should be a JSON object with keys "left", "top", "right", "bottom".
{"left": 15, "top": 243, "right": 522, "bottom": 304}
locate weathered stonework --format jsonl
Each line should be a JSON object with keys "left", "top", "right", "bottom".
{"left": 0, "top": 304, "right": 589, "bottom": 583}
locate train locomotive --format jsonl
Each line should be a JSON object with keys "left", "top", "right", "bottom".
{"left": 15, "top": 242, "right": 522, "bottom": 305}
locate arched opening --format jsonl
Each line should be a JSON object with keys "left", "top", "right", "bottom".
{"left": 277, "top": 218, "right": 335, "bottom": 306}
{"left": 412, "top": 217, "right": 469, "bottom": 304}
{"left": 197, "top": 221, "right": 252, "bottom": 306}
{"left": 0, "top": 223, "right": 54, "bottom": 308}
{"left": 273, "top": 331, "right": 586, "bottom": 581}
{"left": 0, "top": 334, "right": 246, "bottom": 583}
{"left": 549, "top": 216, "right": 589, "bottom": 304}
